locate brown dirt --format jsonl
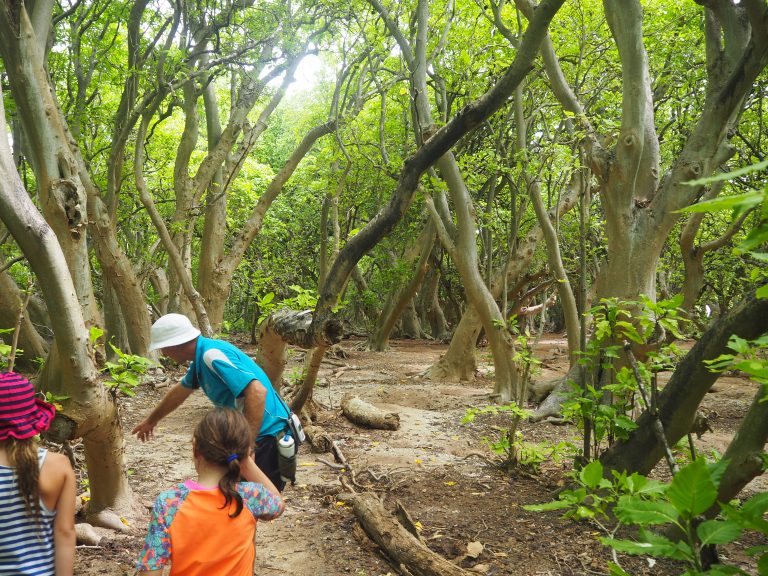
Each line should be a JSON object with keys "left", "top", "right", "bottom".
{"left": 71, "top": 335, "right": 766, "bottom": 575}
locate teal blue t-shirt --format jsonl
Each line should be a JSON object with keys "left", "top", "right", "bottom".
{"left": 180, "top": 336, "right": 289, "bottom": 439}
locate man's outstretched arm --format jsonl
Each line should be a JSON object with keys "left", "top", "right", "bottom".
{"left": 132, "top": 383, "right": 194, "bottom": 441}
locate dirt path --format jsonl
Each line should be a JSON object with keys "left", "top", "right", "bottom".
{"left": 73, "top": 336, "right": 765, "bottom": 575}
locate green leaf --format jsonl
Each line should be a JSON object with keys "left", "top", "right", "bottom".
{"left": 89, "top": 326, "right": 104, "bottom": 345}
{"left": 601, "top": 530, "right": 693, "bottom": 561}
{"left": 740, "top": 492, "right": 768, "bottom": 517}
{"left": 697, "top": 519, "right": 741, "bottom": 545}
{"left": 522, "top": 500, "right": 573, "bottom": 512}
{"left": 758, "top": 552, "right": 768, "bottom": 575}
{"left": 615, "top": 497, "right": 680, "bottom": 526}
{"left": 260, "top": 292, "right": 275, "bottom": 304}
{"left": 697, "top": 566, "right": 750, "bottom": 575}
{"left": 579, "top": 460, "right": 604, "bottom": 489}
{"left": 681, "top": 159, "right": 768, "bottom": 187}
{"left": 607, "top": 563, "right": 631, "bottom": 576}
{"left": 667, "top": 457, "right": 717, "bottom": 517}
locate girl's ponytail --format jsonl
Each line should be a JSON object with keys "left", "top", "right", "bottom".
{"left": 219, "top": 455, "right": 244, "bottom": 517}
{"left": 193, "top": 409, "right": 252, "bottom": 518}
{"left": 1, "top": 438, "right": 41, "bottom": 518}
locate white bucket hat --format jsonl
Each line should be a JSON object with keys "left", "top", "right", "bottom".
{"left": 149, "top": 313, "right": 201, "bottom": 351}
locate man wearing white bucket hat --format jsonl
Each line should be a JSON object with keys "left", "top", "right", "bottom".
{"left": 132, "top": 313, "right": 291, "bottom": 491}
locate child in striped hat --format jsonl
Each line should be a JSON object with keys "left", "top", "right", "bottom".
{"left": 0, "top": 371, "right": 76, "bottom": 576}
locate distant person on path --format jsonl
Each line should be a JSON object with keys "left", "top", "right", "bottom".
{"left": 132, "top": 313, "right": 293, "bottom": 490}
{"left": 0, "top": 371, "right": 76, "bottom": 576}
{"left": 136, "top": 408, "right": 284, "bottom": 575}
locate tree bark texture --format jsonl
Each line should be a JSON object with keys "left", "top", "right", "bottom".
{"left": 0, "top": 4, "right": 101, "bottom": 328}
{"left": 706, "top": 385, "right": 768, "bottom": 518}
{"left": 426, "top": 177, "right": 579, "bottom": 381}
{"left": 0, "top": 271, "right": 49, "bottom": 368}
{"left": 256, "top": 309, "right": 344, "bottom": 391}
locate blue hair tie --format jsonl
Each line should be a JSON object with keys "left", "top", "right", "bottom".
{"left": 226, "top": 454, "right": 239, "bottom": 463}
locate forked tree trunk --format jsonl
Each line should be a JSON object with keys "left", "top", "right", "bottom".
{"left": 201, "top": 120, "right": 336, "bottom": 331}
{"left": 0, "top": 92, "right": 136, "bottom": 526}
{"left": 426, "top": 181, "right": 579, "bottom": 381}
{"left": 530, "top": 0, "right": 767, "bottom": 418}
{"left": 307, "top": 0, "right": 567, "bottom": 350}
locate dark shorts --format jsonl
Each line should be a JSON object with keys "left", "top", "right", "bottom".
{"left": 254, "top": 435, "right": 286, "bottom": 492}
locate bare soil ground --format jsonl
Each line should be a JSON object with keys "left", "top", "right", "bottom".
{"left": 72, "top": 335, "right": 766, "bottom": 575}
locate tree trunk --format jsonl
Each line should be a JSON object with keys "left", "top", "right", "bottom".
{"left": 0, "top": 271, "right": 49, "bottom": 368}
{"left": 308, "top": 0, "right": 567, "bottom": 346}
{"left": 426, "top": 179, "right": 579, "bottom": 381}
{"left": 0, "top": 4, "right": 101, "bottom": 329}
{"left": 369, "top": 221, "right": 435, "bottom": 350}
{"left": 422, "top": 257, "right": 450, "bottom": 340}
{"left": 0, "top": 90, "right": 136, "bottom": 524}
{"left": 528, "top": 181, "right": 580, "bottom": 366}
{"left": 255, "top": 309, "right": 343, "bottom": 390}
{"left": 198, "top": 71, "right": 228, "bottom": 328}
{"left": 202, "top": 120, "right": 336, "bottom": 331}
{"left": 102, "top": 283, "right": 129, "bottom": 357}
{"left": 401, "top": 300, "right": 423, "bottom": 339}
{"left": 600, "top": 288, "right": 768, "bottom": 475}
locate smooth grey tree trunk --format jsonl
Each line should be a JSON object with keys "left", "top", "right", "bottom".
{"left": 0, "top": 84, "right": 136, "bottom": 527}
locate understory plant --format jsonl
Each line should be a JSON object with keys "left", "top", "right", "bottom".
{"left": 562, "top": 296, "right": 688, "bottom": 461}
{"left": 0, "top": 327, "right": 13, "bottom": 369}
{"left": 705, "top": 334, "right": 768, "bottom": 402}
{"left": 462, "top": 402, "right": 571, "bottom": 471}
{"left": 524, "top": 458, "right": 768, "bottom": 575}
{"left": 102, "top": 343, "right": 153, "bottom": 397}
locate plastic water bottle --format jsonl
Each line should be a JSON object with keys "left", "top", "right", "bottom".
{"left": 277, "top": 434, "right": 296, "bottom": 484}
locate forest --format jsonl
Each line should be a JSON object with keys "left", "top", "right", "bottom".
{"left": 0, "top": 0, "right": 766, "bottom": 574}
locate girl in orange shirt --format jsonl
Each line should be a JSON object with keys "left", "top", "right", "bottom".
{"left": 136, "top": 408, "right": 284, "bottom": 575}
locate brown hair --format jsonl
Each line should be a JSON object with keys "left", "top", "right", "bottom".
{"left": 0, "top": 438, "right": 41, "bottom": 518}
{"left": 193, "top": 408, "right": 252, "bottom": 518}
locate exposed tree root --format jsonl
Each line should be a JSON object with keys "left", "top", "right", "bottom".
{"left": 85, "top": 508, "right": 132, "bottom": 533}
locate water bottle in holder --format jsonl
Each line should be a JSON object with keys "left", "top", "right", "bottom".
{"left": 277, "top": 433, "right": 297, "bottom": 485}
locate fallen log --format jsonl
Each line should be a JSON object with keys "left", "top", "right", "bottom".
{"left": 353, "top": 492, "right": 472, "bottom": 576}
{"left": 341, "top": 394, "right": 400, "bottom": 430}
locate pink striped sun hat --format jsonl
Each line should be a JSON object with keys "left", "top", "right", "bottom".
{"left": 0, "top": 372, "right": 56, "bottom": 441}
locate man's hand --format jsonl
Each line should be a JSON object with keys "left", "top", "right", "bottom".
{"left": 131, "top": 384, "right": 194, "bottom": 442}
{"left": 132, "top": 419, "right": 156, "bottom": 442}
